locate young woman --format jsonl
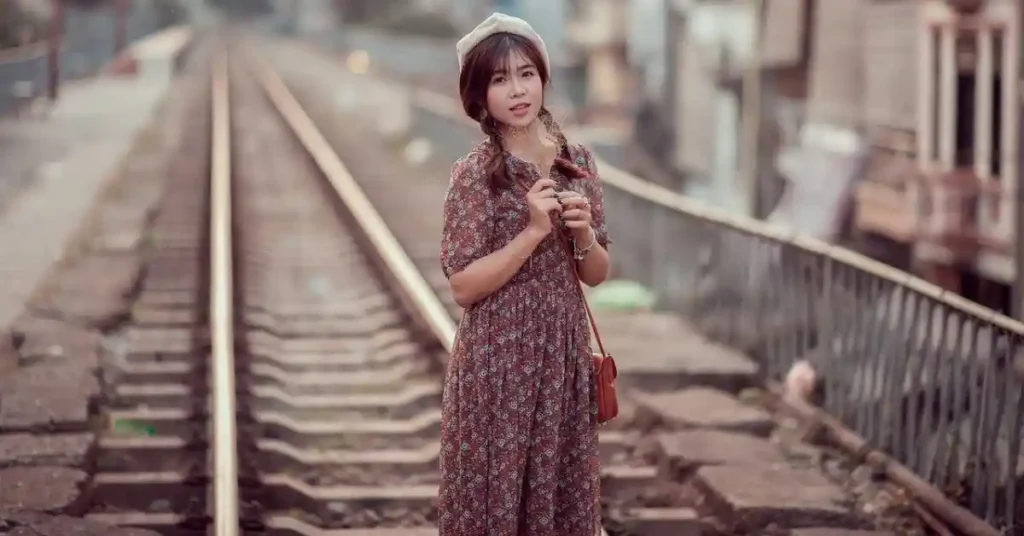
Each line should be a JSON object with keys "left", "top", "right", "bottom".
{"left": 437, "top": 13, "right": 612, "bottom": 536}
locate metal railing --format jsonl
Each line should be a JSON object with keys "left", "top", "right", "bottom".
{"left": 0, "top": 1, "right": 179, "bottom": 116}
{"left": 0, "top": 43, "right": 46, "bottom": 116}
{"left": 596, "top": 165, "right": 1023, "bottom": 532}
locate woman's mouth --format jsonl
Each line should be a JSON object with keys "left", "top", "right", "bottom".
{"left": 510, "top": 103, "right": 531, "bottom": 117}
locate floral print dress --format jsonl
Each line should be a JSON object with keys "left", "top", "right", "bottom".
{"left": 436, "top": 139, "right": 611, "bottom": 536}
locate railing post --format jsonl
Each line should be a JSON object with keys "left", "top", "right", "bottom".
{"left": 46, "top": 0, "right": 64, "bottom": 102}
{"left": 740, "top": 0, "right": 764, "bottom": 218}
{"left": 114, "top": 0, "right": 128, "bottom": 55}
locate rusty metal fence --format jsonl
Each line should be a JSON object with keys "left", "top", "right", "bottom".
{"left": 0, "top": 1, "right": 179, "bottom": 117}
{"left": 0, "top": 43, "right": 45, "bottom": 117}
{"left": 596, "top": 162, "right": 1024, "bottom": 533}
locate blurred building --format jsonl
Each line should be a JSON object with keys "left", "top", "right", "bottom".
{"left": 854, "top": 0, "right": 1020, "bottom": 309}
{"left": 1, "top": 0, "right": 47, "bottom": 48}
{"left": 561, "top": 0, "right": 636, "bottom": 127}
{"left": 629, "top": 0, "right": 1022, "bottom": 311}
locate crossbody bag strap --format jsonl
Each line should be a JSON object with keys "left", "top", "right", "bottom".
{"left": 561, "top": 146, "right": 609, "bottom": 358}
{"left": 559, "top": 234, "right": 608, "bottom": 358}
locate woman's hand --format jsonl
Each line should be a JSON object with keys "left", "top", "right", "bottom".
{"left": 525, "top": 178, "right": 562, "bottom": 234}
{"left": 557, "top": 190, "right": 594, "bottom": 241}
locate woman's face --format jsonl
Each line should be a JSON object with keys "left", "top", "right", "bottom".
{"left": 485, "top": 50, "right": 543, "bottom": 129}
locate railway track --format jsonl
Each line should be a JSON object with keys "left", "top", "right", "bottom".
{"left": 75, "top": 37, "right": 454, "bottom": 535}
{"left": 231, "top": 49, "right": 448, "bottom": 532}
{"left": 9, "top": 31, "right": 956, "bottom": 536}
{"left": 83, "top": 39, "right": 216, "bottom": 532}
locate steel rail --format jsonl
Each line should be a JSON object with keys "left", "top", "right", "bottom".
{"left": 210, "top": 44, "right": 240, "bottom": 536}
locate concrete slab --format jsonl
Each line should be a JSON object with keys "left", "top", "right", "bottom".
{"left": 656, "top": 429, "right": 786, "bottom": 473}
{"left": 7, "top": 316, "right": 102, "bottom": 370}
{"left": 0, "top": 465, "right": 88, "bottom": 512}
{"left": 696, "top": 464, "right": 860, "bottom": 531}
{"left": 622, "top": 508, "right": 704, "bottom": 536}
{"left": 0, "top": 433, "right": 93, "bottom": 468}
{"left": 601, "top": 464, "right": 659, "bottom": 497}
{"left": 635, "top": 388, "right": 775, "bottom": 436}
{"left": 0, "top": 362, "right": 97, "bottom": 432}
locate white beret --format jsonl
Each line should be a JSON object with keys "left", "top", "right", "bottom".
{"left": 456, "top": 12, "right": 551, "bottom": 74}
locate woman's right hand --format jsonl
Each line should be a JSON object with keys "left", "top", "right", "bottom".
{"left": 525, "top": 178, "right": 562, "bottom": 234}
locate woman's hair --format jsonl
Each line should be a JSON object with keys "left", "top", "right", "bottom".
{"left": 458, "top": 32, "right": 587, "bottom": 191}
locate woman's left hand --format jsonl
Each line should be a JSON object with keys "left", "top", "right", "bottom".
{"left": 557, "top": 191, "right": 593, "bottom": 238}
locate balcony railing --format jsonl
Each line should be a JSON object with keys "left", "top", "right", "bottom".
{"left": 915, "top": 0, "right": 1020, "bottom": 245}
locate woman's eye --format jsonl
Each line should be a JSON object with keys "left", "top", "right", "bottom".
{"left": 491, "top": 76, "right": 506, "bottom": 84}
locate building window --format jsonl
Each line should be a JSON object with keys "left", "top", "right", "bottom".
{"left": 952, "top": 31, "right": 1004, "bottom": 177}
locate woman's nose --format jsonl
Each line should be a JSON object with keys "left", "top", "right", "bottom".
{"left": 510, "top": 78, "right": 526, "bottom": 96}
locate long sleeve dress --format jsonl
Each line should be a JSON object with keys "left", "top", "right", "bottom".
{"left": 436, "top": 139, "right": 611, "bottom": 536}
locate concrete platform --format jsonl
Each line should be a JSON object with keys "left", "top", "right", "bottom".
{"left": 0, "top": 27, "right": 196, "bottom": 536}
{"left": 0, "top": 82, "right": 169, "bottom": 331}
